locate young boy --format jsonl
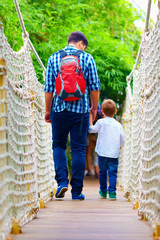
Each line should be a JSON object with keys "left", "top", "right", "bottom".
{"left": 88, "top": 99, "right": 125, "bottom": 200}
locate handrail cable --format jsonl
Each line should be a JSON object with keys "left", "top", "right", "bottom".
{"left": 126, "top": 0, "right": 152, "bottom": 82}
{"left": 145, "top": 0, "right": 152, "bottom": 32}
{"left": 13, "top": 0, "right": 46, "bottom": 73}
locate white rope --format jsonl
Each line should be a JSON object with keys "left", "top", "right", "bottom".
{"left": 13, "top": 0, "right": 27, "bottom": 36}
{"left": 0, "top": 22, "right": 55, "bottom": 240}
{"left": 13, "top": 0, "right": 46, "bottom": 73}
{"left": 145, "top": 0, "right": 152, "bottom": 32}
{"left": 119, "top": 4, "right": 160, "bottom": 230}
{"left": 126, "top": 46, "right": 142, "bottom": 82}
{"left": 28, "top": 39, "right": 46, "bottom": 73}
{"left": 126, "top": 0, "right": 152, "bottom": 81}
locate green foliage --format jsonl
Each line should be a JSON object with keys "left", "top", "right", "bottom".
{"left": 0, "top": 0, "right": 142, "bottom": 114}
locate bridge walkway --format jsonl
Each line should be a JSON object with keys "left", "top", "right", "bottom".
{"left": 12, "top": 177, "right": 152, "bottom": 240}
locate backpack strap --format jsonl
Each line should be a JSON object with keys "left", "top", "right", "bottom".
{"left": 59, "top": 49, "right": 83, "bottom": 58}
{"left": 73, "top": 50, "right": 83, "bottom": 58}
{"left": 58, "top": 49, "right": 67, "bottom": 58}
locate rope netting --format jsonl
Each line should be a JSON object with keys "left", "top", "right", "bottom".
{"left": 118, "top": 6, "right": 160, "bottom": 232}
{"left": 0, "top": 0, "right": 160, "bottom": 239}
{"left": 0, "top": 25, "right": 56, "bottom": 240}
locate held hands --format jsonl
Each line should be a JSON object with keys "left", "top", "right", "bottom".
{"left": 45, "top": 111, "right": 52, "bottom": 123}
{"left": 90, "top": 107, "right": 97, "bottom": 122}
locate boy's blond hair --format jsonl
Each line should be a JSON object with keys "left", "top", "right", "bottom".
{"left": 102, "top": 99, "right": 116, "bottom": 117}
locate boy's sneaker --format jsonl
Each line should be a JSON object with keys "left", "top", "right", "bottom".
{"left": 99, "top": 190, "right": 107, "bottom": 199}
{"left": 72, "top": 193, "right": 85, "bottom": 200}
{"left": 55, "top": 185, "right": 68, "bottom": 198}
{"left": 109, "top": 192, "right": 116, "bottom": 200}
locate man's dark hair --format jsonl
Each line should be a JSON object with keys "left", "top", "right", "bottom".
{"left": 68, "top": 31, "right": 88, "bottom": 46}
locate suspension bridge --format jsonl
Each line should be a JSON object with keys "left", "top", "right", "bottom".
{"left": 0, "top": 0, "right": 160, "bottom": 239}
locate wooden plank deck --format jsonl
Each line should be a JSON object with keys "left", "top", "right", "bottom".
{"left": 13, "top": 177, "right": 153, "bottom": 240}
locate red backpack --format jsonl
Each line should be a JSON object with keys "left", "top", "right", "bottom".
{"left": 55, "top": 50, "right": 86, "bottom": 101}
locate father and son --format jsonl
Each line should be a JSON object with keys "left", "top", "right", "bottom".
{"left": 44, "top": 31, "right": 125, "bottom": 201}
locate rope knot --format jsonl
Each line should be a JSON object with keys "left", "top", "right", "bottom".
{"left": 126, "top": 76, "right": 131, "bottom": 84}
{"left": 144, "top": 28, "right": 150, "bottom": 36}
{"left": 22, "top": 31, "right": 29, "bottom": 40}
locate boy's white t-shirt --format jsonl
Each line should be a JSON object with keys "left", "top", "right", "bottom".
{"left": 88, "top": 117, "right": 125, "bottom": 158}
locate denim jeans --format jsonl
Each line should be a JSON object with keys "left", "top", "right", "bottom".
{"left": 98, "top": 155, "right": 118, "bottom": 193}
{"left": 51, "top": 109, "right": 89, "bottom": 195}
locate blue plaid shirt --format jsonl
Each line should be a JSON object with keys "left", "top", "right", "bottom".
{"left": 44, "top": 45, "right": 100, "bottom": 113}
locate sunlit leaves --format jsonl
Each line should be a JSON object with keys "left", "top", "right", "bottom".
{"left": 0, "top": 0, "right": 142, "bottom": 114}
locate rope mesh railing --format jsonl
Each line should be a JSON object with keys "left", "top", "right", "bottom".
{"left": 0, "top": 24, "right": 56, "bottom": 240}
{"left": 0, "top": 0, "right": 160, "bottom": 239}
{"left": 118, "top": 4, "right": 160, "bottom": 235}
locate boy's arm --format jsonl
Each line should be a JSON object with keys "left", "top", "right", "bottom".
{"left": 88, "top": 119, "right": 100, "bottom": 133}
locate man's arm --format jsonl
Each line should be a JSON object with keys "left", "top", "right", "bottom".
{"left": 90, "top": 90, "right": 99, "bottom": 122}
{"left": 89, "top": 110, "right": 93, "bottom": 126}
{"left": 45, "top": 92, "right": 53, "bottom": 123}
{"left": 44, "top": 55, "right": 55, "bottom": 123}
{"left": 87, "top": 54, "right": 100, "bottom": 122}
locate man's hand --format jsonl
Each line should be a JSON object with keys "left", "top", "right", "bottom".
{"left": 90, "top": 107, "right": 97, "bottom": 122}
{"left": 89, "top": 110, "right": 93, "bottom": 126}
{"left": 90, "top": 90, "right": 99, "bottom": 122}
{"left": 45, "top": 111, "right": 52, "bottom": 123}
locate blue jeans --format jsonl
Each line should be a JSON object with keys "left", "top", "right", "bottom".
{"left": 98, "top": 155, "right": 118, "bottom": 193}
{"left": 51, "top": 109, "right": 89, "bottom": 195}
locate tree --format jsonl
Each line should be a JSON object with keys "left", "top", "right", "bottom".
{"left": 0, "top": 0, "right": 142, "bottom": 114}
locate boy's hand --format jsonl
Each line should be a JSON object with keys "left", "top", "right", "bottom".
{"left": 45, "top": 111, "right": 52, "bottom": 123}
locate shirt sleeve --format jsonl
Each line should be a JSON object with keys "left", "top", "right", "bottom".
{"left": 120, "top": 125, "right": 125, "bottom": 147}
{"left": 44, "top": 57, "right": 55, "bottom": 93}
{"left": 88, "top": 55, "right": 100, "bottom": 91}
{"left": 88, "top": 120, "right": 100, "bottom": 133}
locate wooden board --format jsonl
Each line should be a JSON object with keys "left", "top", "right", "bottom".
{"left": 12, "top": 177, "right": 153, "bottom": 240}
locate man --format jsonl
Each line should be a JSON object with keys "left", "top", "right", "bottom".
{"left": 44, "top": 31, "right": 100, "bottom": 200}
